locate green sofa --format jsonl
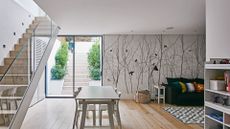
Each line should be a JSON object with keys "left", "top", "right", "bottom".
{"left": 165, "top": 78, "right": 204, "bottom": 106}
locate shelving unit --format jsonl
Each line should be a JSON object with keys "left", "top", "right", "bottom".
{"left": 205, "top": 64, "right": 230, "bottom": 129}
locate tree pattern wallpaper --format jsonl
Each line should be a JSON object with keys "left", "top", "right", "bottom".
{"left": 103, "top": 35, "right": 205, "bottom": 98}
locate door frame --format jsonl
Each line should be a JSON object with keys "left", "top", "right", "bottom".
{"left": 45, "top": 35, "right": 103, "bottom": 98}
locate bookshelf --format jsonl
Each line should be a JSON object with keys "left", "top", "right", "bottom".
{"left": 205, "top": 64, "right": 230, "bottom": 129}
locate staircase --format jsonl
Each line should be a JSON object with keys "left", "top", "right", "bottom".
{"left": 0, "top": 17, "right": 59, "bottom": 129}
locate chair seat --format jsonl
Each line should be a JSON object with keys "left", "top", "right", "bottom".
{"left": 78, "top": 104, "right": 96, "bottom": 111}
{"left": 99, "top": 104, "right": 117, "bottom": 111}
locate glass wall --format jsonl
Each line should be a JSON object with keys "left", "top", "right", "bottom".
{"left": 46, "top": 36, "right": 102, "bottom": 97}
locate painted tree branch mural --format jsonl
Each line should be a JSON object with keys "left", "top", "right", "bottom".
{"left": 103, "top": 34, "right": 205, "bottom": 98}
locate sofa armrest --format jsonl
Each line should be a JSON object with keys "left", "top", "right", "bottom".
{"left": 165, "top": 85, "right": 181, "bottom": 104}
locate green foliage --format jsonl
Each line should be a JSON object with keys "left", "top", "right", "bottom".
{"left": 51, "top": 65, "right": 66, "bottom": 79}
{"left": 51, "top": 42, "right": 68, "bottom": 79}
{"left": 55, "top": 42, "right": 68, "bottom": 68}
{"left": 88, "top": 40, "right": 100, "bottom": 80}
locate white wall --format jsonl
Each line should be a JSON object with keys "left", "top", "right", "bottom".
{"left": 206, "top": 0, "right": 230, "bottom": 61}
{"left": 47, "top": 39, "right": 61, "bottom": 80}
{"left": 0, "top": 0, "right": 34, "bottom": 65}
{"left": 14, "top": 0, "right": 45, "bottom": 16}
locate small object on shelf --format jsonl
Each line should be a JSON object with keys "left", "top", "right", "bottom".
{"left": 220, "top": 59, "right": 230, "bottom": 64}
{"left": 210, "top": 80, "right": 225, "bottom": 91}
{"left": 225, "top": 71, "right": 230, "bottom": 91}
{"left": 209, "top": 113, "right": 223, "bottom": 122}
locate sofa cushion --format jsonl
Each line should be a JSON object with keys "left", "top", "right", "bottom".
{"left": 177, "top": 92, "right": 204, "bottom": 106}
{"left": 179, "top": 81, "right": 187, "bottom": 93}
{"left": 166, "top": 78, "right": 180, "bottom": 85}
{"left": 186, "top": 83, "right": 195, "bottom": 92}
{"left": 180, "top": 78, "right": 192, "bottom": 83}
{"left": 194, "top": 83, "right": 204, "bottom": 93}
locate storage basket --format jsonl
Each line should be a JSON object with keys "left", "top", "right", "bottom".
{"left": 134, "top": 90, "right": 151, "bottom": 104}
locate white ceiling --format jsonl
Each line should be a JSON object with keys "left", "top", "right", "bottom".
{"left": 34, "top": 0, "right": 205, "bottom": 35}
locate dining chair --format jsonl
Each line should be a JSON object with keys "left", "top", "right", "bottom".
{"left": 73, "top": 87, "right": 96, "bottom": 129}
{"left": 99, "top": 91, "right": 122, "bottom": 129}
{"left": 0, "top": 88, "right": 16, "bottom": 110}
{"left": 14, "top": 86, "right": 27, "bottom": 109}
{"left": 0, "top": 88, "right": 16, "bottom": 125}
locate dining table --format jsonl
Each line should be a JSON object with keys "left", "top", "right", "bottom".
{"left": 75, "top": 86, "right": 121, "bottom": 129}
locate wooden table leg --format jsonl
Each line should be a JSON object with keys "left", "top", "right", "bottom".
{"left": 115, "top": 106, "right": 122, "bottom": 129}
{"left": 80, "top": 103, "right": 87, "bottom": 129}
{"left": 108, "top": 103, "right": 115, "bottom": 129}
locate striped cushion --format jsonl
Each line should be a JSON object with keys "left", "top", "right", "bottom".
{"left": 186, "top": 83, "right": 195, "bottom": 92}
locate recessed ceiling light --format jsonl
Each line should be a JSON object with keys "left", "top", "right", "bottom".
{"left": 166, "top": 27, "right": 174, "bottom": 30}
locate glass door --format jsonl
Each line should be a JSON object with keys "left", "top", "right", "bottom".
{"left": 46, "top": 36, "right": 75, "bottom": 97}
{"left": 45, "top": 35, "right": 102, "bottom": 97}
{"left": 74, "top": 36, "right": 102, "bottom": 90}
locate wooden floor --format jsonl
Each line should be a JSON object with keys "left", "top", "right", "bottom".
{"left": 20, "top": 99, "right": 203, "bottom": 129}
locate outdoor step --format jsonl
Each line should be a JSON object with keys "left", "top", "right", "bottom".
{"left": 63, "top": 82, "right": 89, "bottom": 86}
{"left": 75, "top": 74, "right": 89, "bottom": 78}
{"left": 68, "top": 70, "right": 89, "bottom": 73}
{"left": 66, "top": 73, "right": 89, "bottom": 77}
{"left": 64, "top": 78, "right": 89, "bottom": 82}
{"left": 0, "top": 65, "right": 28, "bottom": 74}
{"left": 4, "top": 58, "right": 28, "bottom": 66}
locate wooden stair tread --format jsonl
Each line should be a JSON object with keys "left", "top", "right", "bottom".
{"left": 0, "top": 85, "right": 27, "bottom": 87}
{"left": 0, "top": 110, "right": 17, "bottom": 114}
{"left": 0, "top": 96, "right": 23, "bottom": 99}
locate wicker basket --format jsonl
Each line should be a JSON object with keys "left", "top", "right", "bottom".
{"left": 134, "top": 90, "right": 151, "bottom": 104}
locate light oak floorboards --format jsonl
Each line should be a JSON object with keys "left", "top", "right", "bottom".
{"left": 20, "top": 99, "right": 203, "bottom": 129}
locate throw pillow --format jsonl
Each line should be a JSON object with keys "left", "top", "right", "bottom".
{"left": 171, "top": 81, "right": 182, "bottom": 92}
{"left": 179, "top": 81, "right": 187, "bottom": 93}
{"left": 186, "top": 83, "right": 195, "bottom": 92}
{"left": 194, "top": 83, "right": 204, "bottom": 92}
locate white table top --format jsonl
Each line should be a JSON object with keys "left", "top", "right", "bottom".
{"left": 76, "top": 86, "right": 119, "bottom": 100}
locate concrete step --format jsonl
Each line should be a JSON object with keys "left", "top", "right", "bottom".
{"left": 75, "top": 74, "right": 89, "bottom": 78}
{"left": 63, "top": 82, "right": 89, "bottom": 86}
{"left": 64, "top": 78, "right": 89, "bottom": 82}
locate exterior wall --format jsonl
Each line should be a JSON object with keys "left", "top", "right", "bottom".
{"left": 103, "top": 34, "right": 205, "bottom": 99}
